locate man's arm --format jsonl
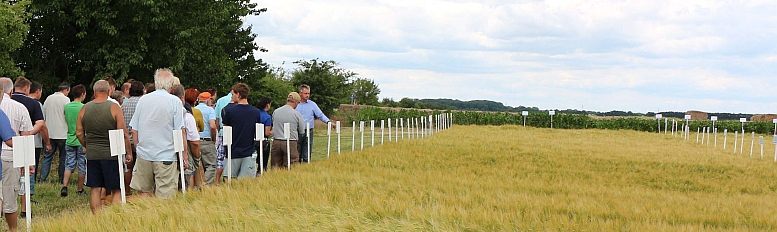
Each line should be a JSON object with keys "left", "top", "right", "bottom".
{"left": 208, "top": 119, "right": 217, "bottom": 141}
{"left": 132, "top": 129, "right": 139, "bottom": 148}
{"left": 313, "top": 104, "right": 331, "bottom": 124}
{"left": 41, "top": 123, "right": 51, "bottom": 153}
{"left": 189, "top": 140, "right": 200, "bottom": 158}
{"left": 181, "top": 129, "right": 188, "bottom": 170}
{"left": 75, "top": 106, "right": 87, "bottom": 148}
{"left": 29, "top": 120, "right": 44, "bottom": 135}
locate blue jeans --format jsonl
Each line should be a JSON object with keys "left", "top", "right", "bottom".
{"left": 297, "top": 131, "right": 313, "bottom": 162}
{"left": 39, "top": 139, "right": 67, "bottom": 184}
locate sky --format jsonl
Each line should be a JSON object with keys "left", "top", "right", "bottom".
{"left": 248, "top": 0, "right": 777, "bottom": 114}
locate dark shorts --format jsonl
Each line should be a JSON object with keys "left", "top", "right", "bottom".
{"left": 86, "top": 160, "right": 122, "bottom": 190}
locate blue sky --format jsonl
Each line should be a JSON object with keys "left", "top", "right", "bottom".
{"left": 248, "top": 0, "right": 777, "bottom": 114}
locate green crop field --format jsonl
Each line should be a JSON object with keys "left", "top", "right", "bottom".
{"left": 27, "top": 125, "right": 777, "bottom": 231}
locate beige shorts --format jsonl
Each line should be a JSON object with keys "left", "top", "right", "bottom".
{"left": 2, "top": 160, "right": 19, "bottom": 213}
{"left": 129, "top": 157, "right": 179, "bottom": 199}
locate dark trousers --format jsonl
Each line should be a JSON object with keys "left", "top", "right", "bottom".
{"left": 255, "top": 139, "right": 270, "bottom": 174}
{"left": 297, "top": 131, "right": 313, "bottom": 162}
{"left": 40, "top": 139, "right": 67, "bottom": 184}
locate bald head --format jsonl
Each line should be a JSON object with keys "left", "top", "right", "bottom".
{"left": 93, "top": 80, "right": 111, "bottom": 93}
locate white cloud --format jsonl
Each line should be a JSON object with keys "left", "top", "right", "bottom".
{"left": 249, "top": 0, "right": 777, "bottom": 114}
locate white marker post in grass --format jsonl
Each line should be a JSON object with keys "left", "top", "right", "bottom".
{"left": 257, "top": 123, "right": 265, "bottom": 174}
{"left": 740, "top": 118, "right": 747, "bottom": 132}
{"left": 711, "top": 116, "right": 718, "bottom": 130}
{"left": 360, "top": 121, "right": 364, "bottom": 150}
{"left": 223, "top": 126, "right": 233, "bottom": 181}
{"left": 549, "top": 110, "right": 555, "bottom": 129}
{"left": 696, "top": 127, "right": 700, "bottom": 143}
{"left": 108, "top": 129, "right": 127, "bottom": 203}
{"left": 283, "top": 123, "right": 290, "bottom": 170}
{"left": 750, "top": 132, "right": 755, "bottom": 157}
{"left": 773, "top": 119, "right": 777, "bottom": 136}
{"left": 395, "top": 118, "right": 399, "bottom": 140}
{"left": 421, "top": 117, "right": 425, "bottom": 139}
{"left": 759, "top": 136, "right": 764, "bottom": 159}
{"left": 664, "top": 118, "right": 668, "bottom": 134}
{"left": 773, "top": 136, "right": 777, "bottom": 162}
{"left": 388, "top": 119, "right": 392, "bottom": 142}
{"left": 370, "top": 120, "right": 375, "bottom": 147}
{"left": 700, "top": 127, "right": 705, "bottom": 145}
{"left": 656, "top": 114, "right": 662, "bottom": 133}
{"left": 352, "top": 121, "right": 355, "bottom": 152}
{"left": 326, "top": 122, "right": 331, "bottom": 158}
{"left": 723, "top": 129, "right": 728, "bottom": 149}
{"left": 714, "top": 128, "right": 718, "bottom": 148}
{"left": 740, "top": 129, "right": 745, "bottom": 154}
{"left": 381, "top": 120, "right": 384, "bottom": 145}
{"left": 685, "top": 115, "right": 691, "bottom": 140}
{"left": 400, "top": 118, "right": 404, "bottom": 140}
{"left": 173, "top": 129, "right": 186, "bottom": 193}
{"left": 706, "top": 127, "right": 711, "bottom": 146}
{"left": 734, "top": 131, "right": 738, "bottom": 153}
{"left": 306, "top": 123, "right": 310, "bottom": 164}
{"left": 415, "top": 118, "right": 419, "bottom": 138}
{"left": 12, "top": 135, "right": 34, "bottom": 230}
{"left": 336, "top": 121, "right": 341, "bottom": 154}
{"left": 522, "top": 111, "right": 528, "bottom": 127}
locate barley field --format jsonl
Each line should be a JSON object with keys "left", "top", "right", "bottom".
{"left": 33, "top": 125, "right": 777, "bottom": 231}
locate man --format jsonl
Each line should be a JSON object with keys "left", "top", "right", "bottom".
{"left": 120, "top": 80, "right": 143, "bottom": 193}
{"left": 213, "top": 90, "right": 232, "bottom": 185}
{"left": 103, "top": 77, "right": 120, "bottom": 105}
{"left": 206, "top": 87, "right": 217, "bottom": 107}
{"left": 129, "top": 69, "right": 187, "bottom": 199}
{"left": 76, "top": 80, "right": 132, "bottom": 213}
{"left": 295, "top": 84, "right": 334, "bottom": 163}
{"left": 0, "top": 77, "right": 32, "bottom": 231}
{"left": 222, "top": 83, "right": 261, "bottom": 178}
{"left": 41, "top": 82, "right": 70, "bottom": 184}
{"left": 194, "top": 92, "right": 218, "bottom": 184}
{"left": 271, "top": 92, "right": 305, "bottom": 169}
{"left": 0, "top": 99, "right": 16, "bottom": 232}
{"left": 11, "top": 78, "right": 48, "bottom": 218}
{"left": 121, "top": 80, "right": 133, "bottom": 101}
{"left": 62, "top": 85, "right": 87, "bottom": 197}
{"left": 171, "top": 85, "right": 201, "bottom": 188}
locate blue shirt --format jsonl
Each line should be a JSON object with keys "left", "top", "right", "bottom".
{"left": 222, "top": 104, "right": 262, "bottom": 158}
{"left": 0, "top": 109, "right": 15, "bottom": 181}
{"left": 129, "top": 90, "right": 185, "bottom": 162}
{"left": 214, "top": 93, "right": 232, "bottom": 135}
{"left": 259, "top": 109, "right": 272, "bottom": 138}
{"left": 194, "top": 103, "right": 216, "bottom": 139}
{"left": 295, "top": 100, "right": 330, "bottom": 129}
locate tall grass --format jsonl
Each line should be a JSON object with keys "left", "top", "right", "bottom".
{"left": 34, "top": 126, "right": 777, "bottom": 231}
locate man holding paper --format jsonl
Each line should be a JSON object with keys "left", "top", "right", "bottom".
{"left": 221, "top": 83, "right": 261, "bottom": 178}
{"left": 271, "top": 92, "right": 305, "bottom": 168}
{"left": 75, "top": 80, "right": 132, "bottom": 213}
{"left": 0, "top": 77, "right": 32, "bottom": 230}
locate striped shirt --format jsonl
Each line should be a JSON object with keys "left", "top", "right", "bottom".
{"left": 121, "top": 96, "right": 141, "bottom": 143}
{"left": 0, "top": 94, "right": 33, "bottom": 161}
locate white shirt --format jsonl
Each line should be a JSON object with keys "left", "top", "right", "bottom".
{"left": 184, "top": 112, "right": 199, "bottom": 141}
{"left": 0, "top": 94, "right": 33, "bottom": 161}
{"left": 108, "top": 98, "right": 120, "bottom": 105}
{"left": 129, "top": 90, "right": 185, "bottom": 162}
{"left": 43, "top": 92, "right": 70, "bottom": 139}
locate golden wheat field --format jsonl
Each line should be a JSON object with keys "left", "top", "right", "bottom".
{"left": 34, "top": 125, "right": 777, "bottom": 231}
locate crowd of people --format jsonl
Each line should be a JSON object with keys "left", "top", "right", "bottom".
{"left": 0, "top": 68, "right": 334, "bottom": 230}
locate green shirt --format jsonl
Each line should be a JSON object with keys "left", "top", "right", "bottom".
{"left": 64, "top": 101, "right": 84, "bottom": 146}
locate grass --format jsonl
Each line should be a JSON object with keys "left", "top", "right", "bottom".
{"left": 24, "top": 125, "right": 777, "bottom": 230}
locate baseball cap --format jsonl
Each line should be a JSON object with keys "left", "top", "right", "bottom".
{"left": 287, "top": 92, "right": 301, "bottom": 102}
{"left": 198, "top": 92, "right": 212, "bottom": 101}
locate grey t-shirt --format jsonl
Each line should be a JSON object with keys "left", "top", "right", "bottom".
{"left": 271, "top": 104, "right": 305, "bottom": 140}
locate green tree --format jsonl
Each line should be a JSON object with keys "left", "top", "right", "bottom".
{"left": 381, "top": 97, "right": 398, "bottom": 107}
{"left": 351, "top": 78, "right": 380, "bottom": 106}
{"left": 290, "top": 59, "right": 354, "bottom": 115}
{"left": 15, "top": 0, "right": 266, "bottom": 93}
{"left": 399, "top": 97, "right": 415, "bottom": 108}
{"left": 0, "top": 0, "right": 29, "bottom": 77}
{"left": 249, "top": 64, "right": 294, "bottom": 112}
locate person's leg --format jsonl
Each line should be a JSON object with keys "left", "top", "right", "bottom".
{"left": 2, "top": 161, "right": 20, "bottom": 230}
{"left": 86, "top": 159, "right": 106, "bottom": 213}
{"left": 214, "top": 135, "right": 225, "bottom": 185}
{"left": 76, "top": 146, "right": 87, "bottom": 192}
{"left": 290, "top": 141, "right": 300, "bottom": 164}
{"left": 271, "top": 140, "right": 283, "bottom": 168}
{"left": 61, "top": 146, "right": 78, "bottom": 196}
{"left": 153, "top": 161, "right": 178, "bottom": 199}
{"left": 54, "top": 139, "right": 67, "bottom": 184}
{"left": 89, "top": 187, "right": 103, "bottom": 214}
{"left": 33, "top": 147, "right": 41, "bottom": 183}
{"left": 237, "top": 157, "right": 256, "bottom": 178}
{"left": 124, "top": 144, "right": 136, "bottom": 195}
{"left": 261, "top": 140, "right": 271, "bottom": 173}
{"left": 200, "top": 140, "right": 217, "bottom": 184}
{"left": 129, "top": 157, "right": 155, "bottom": 198}
{"left": 100, "top": 160, "right": 122, "bottom": 204}
{"left": 39, "top": 144, "right": 55, "bottom": 182}
{"left": 297, "top": 134, "right": 308, "bottom": 162}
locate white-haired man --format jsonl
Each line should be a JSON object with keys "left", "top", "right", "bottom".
{"left": 129, "top": 69, "right": 187, "bottom": 199}
{"left": 0, "top": 77, "right": 32, "bottom": 231}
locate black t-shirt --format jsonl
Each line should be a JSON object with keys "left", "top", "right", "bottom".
{"left": 222, "top": 104, "right": 263, "bottom": 158}
{"left": 12, "top": 92, "right": 44, "bottom": 122}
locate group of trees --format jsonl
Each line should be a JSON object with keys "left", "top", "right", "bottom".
{"left": 0, "top": 0, "right": 382, "bottom": 115}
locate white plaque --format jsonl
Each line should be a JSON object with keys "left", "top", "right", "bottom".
{"left": 370, "top": 120, "right": 374, "bottom": 131}
{"left": 656, "top": 114, "right": 662, "bottom": 119}
{"left": 109, "top": 129, "right": 126, "bottom": 156}
{"left": 172, "top": 129, "right": 184, "bottom": 152}
{"left": 711, "top": 116, "right": 718, "bottom": 121}
{"left": 684, "top": 115, "right": 691, "bottom": 120}
{"left": 773, "top": 119, "right": 777, "bottom": 124}
{"left": 549, "top": 111, "right": 555, "bottom": 116}
{"left": 283, "top": 123, "right": 290, "bottom": 139}
{"left": 740, "top": 118, "right": 747, "bottom": 123}
{"left": 336, "top": 121, "right": 341, "bottom": 133}
{"left": 256, "top": 123, "right": 264, "bottom": 141}
{"left": 223, "top": 126, "right": 233, "bottom": 145}
{"left": 12, "top": 135, "right": 34, "bottom": 168}
{"left": 760, "top": 136, "right": 764, "bottom": 145}
{"left": 360, "top": 121, "right": 364, "bottom": 132}
{"left": 522, "top": 111, "right": 528, "bottom": 116}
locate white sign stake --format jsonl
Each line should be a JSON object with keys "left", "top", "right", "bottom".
{"left": 421, "top": 117, "right": 425, "bottom": 138}
{"left": 326, "top": 122, "right": 331, "bottom": 158}
{"left": 172, "top": 130, "right": 186, "bottom": 193}
{"left": 336, "top": 121, "right": 341, "bottom": 154}
{"left": 381, "top": 120, "right": 384, "bottom": 144}
{"left": 400, "top": 118, "right": 404, "bottom": 140}
{"left": 522, "top": 111, "right": 528, "bottom": 127}
{"left": 656, "top": 114, "right": 662, "bottom": 133}
{"left": 306, "top": 123, "right": 310, "bottom": 164}
{"left": 283, "top": 123, "right": 290, "bottom": 170}
{"left": 773, "top": 135, "right": 777, "bottom": 162}
{"left": 773, "top": 119, "right": 777, "bottom": 136}
{"left": 714, "top": 128, "right": 717, "bottom": 148}
{"left": 352, "top": 121, "right": 355, "bottom": 152}
{"left": 723, "top": 129, "right": 728, "bottom": 149}
{"left": 750, "top": 132, "right": 755, "bottom": 157}
{"left": 759, "top": 136, "right": 764, "bottom": 159}
{"left": 257, "top": 123, "right": 265, "bottom": 174}
{"left": 740, "top": 129, "right": 745, "bottom": 154}
{"left": 223, "top": 126, "right": 233, "bottom": 182}
{"left": 696, "top": 127, "right": 700, "bottom": 143}
{"left": 664, "top": 118, "right": 668, "bottom": 134}
{"left": 370, "top": 120, "right": 375, "bottom": 147}
{"left": 549, "top": 111, "right": 555, "bottom": 128}
{"left": 733, "top": 131, "right": 738, "bottom": 153}
{"left": 700, "top": 127, "right": 705, "bottom": 144}
{"left": 360, "top": 121, "right": 364, "bottom": 150}
{"left": 13, "top": 135, "right": 34, "bottom": 230}
{"left": 109, "top": 129, "right": 127, "bottom": 203}
{"left": 388, "top": 119, "right": 392, "bottom": 142}
{"left": 706, "top": 127, "right": 711, "bottom": 146}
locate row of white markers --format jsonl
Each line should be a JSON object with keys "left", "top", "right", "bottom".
{"left": 656, "top": 114, "right": 777, "bottom": 162}
{"left": 7, "top": 113, "right": 455, "bottom": 230}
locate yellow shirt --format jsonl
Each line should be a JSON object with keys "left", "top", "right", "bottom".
{"left": 192, "top": 108, "right": 205, "bottom": 132}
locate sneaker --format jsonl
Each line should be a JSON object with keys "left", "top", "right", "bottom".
{"left": 60, "top": 186, "right": 68, "bottom": 197}
{"left": 76, "top": 189, "right": 86, "bottom": 196}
